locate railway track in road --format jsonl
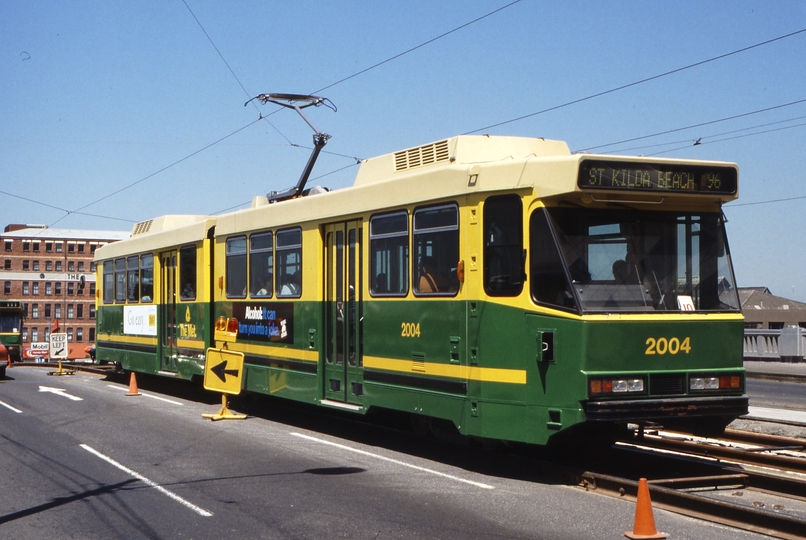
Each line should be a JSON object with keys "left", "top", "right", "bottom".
{"left": 578, "top": 428, "right": 806, "bottom": 539}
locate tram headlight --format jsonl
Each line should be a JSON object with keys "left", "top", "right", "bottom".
{"left": 589, "top": 376, "right": 645, "bottom": 397}
{"left": 690, "top": 374, "right": 743, "bottom": 392}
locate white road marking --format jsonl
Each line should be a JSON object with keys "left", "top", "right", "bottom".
{"left": 0, "top": 399, "right": 22, "bottom": 413}
{"left": 80, "top": 444, "right": 213, "bottom": 517}
{"left": 291, "top": 432, "right": 495, "bottom": 489}
{"left": 106, "top": 384, "right": 184, "bottom": 405}
{"left": 39, "top": 386, "right": 83, "bottom": 401}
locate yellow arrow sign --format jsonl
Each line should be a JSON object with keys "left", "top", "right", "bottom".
{"left": 203, "top": 348, "right": 244, "bottom": 395}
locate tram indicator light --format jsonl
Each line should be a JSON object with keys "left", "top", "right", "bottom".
{"left": 578, "top": 160, "right": 737, "bottom": 195}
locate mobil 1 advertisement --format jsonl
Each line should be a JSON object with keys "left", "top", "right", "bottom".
{"left": 232, "top": 302, "right": 294, "bottom": 344}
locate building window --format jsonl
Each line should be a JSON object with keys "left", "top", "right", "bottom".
{"left": 22, "top": 282, "right": 29, "bottom": 295}
{"left": 67, "top": 304, "right": 74, "bottom": 319}
{"left": 77, "top": 304, "right": 83, "bottom": 319}
{"left": 23, "top": 241, "right": 30, "bottom": 252}
{"left": 55, "top": 282, "right": 61, "bottom": 295}
{"left": 22, "top": 328, "right": 28, "bottom": 342}
{"left": 55, "top": 305, "right": 61, "bottom": 318}
{"left": 56, "top": 242, "right": 62, "bottom": 253}
{"left": 67, "top": 328, "right": 73, "bottom": 342}
{"left": 89, "top": 305, "right": 96, "bottom": 319}
{"left": 68, "top": 261, "right": 75, "bottom": 272}
{"left": 44, "top": 328, "right": 50, "bottom": 342}
{"left": 78, "top": 261, "right": 84, "bottom": 272}
{"left": 3, "top": 281, "right": 9, "bottom": 294}
{"left": 23, "top": 260, "right": 29, "bottom": 270}
{"left": 56, "top": 261, "right": 62, "bottom": 271}
{"left": 46, "top": 283, "right": 52, "bottom": 296}
{"left": 4, "top": 240, "right": 11, "bottom": 252}
{"left": 68, "top": 243, "right": 75, "bottom": 253}
{"left": 46, "top": 242, "right": 53, "bottom": 253}
{"left": 32, "top": 283, "right": 39, "bottom": 295}
{"left": 45, "top": 304, "right": 51, "bottom": 318}
{"left": 68, "top": 283, "right": 74, "bottom": 295}
{"left": 3, "top": 259, "right": 10, "bottom": 270}
{"left": 78, "top": 243, "right": 84, "bottom": 253}
{"left": 89, "top": 327, "right": 95, "bottom": 341}
{"left": 33, "top": 260, "right": 39, "bottom": 271}
{"left": 76, "top": 328, "right": 83, "bottom": 342}
{"left": 90, "top": 283, "right": 96, "bottom": 295}
{"left": 31, "top": 328, "right": 38, "bottom": 342}
{"left": 46, "top": 261, "right": 52, "bottom": 271}
{"left": 31, "top": 304, "right": 38, "bottom": 318}
{"left": 33, "top": 241, "right": 40, "bottom": 252}
{"left": 90, "top": 262, "right": 96, "bottom": 272}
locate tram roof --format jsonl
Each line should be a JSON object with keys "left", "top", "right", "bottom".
{"left": 95, "top": 214, "right": 216, "bottom": 260}
{"left": 215, "top": 135, "right": 737, "bottom": 235}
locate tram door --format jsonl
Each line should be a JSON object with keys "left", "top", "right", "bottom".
{"left": 324, "top": 221, "right": 363, "bottom": 404}
{"left": 160, "top": 251, "right": 178, "bottom": 372}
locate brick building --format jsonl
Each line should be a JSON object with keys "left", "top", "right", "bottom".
{"left": 1, "top": 224, "right": 129, "bottom": 359}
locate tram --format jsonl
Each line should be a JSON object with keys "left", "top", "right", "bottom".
{"left": 95, "top": 99, "right": 748, "bottom": 445}
{"left": 0, "top": 300, "right": 24, "bottom": 366}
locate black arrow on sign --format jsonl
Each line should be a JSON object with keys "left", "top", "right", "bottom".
{"left": 211, "top": 360, "right": 239, "bottom": 383}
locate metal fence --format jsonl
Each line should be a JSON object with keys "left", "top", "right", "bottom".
{"left": 744, "top": 326, "right": 806, "bottom": 362}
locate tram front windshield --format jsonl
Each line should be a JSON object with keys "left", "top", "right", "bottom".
{"left": 530, "top": 208, "right": 740, "bottom": 313}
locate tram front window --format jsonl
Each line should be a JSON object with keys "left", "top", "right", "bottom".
{"left": 531, "top": 208, "right": 740, "bottom": 313}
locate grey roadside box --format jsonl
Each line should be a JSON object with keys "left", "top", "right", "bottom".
{"left": 778, "top": 326, "right": 805, "bottom": 363}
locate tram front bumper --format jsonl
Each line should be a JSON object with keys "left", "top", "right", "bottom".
{"left": 584, "top": 395, "right": 749, "bottom": 422}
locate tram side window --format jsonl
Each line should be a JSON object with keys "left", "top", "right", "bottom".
{"left": 250, "top": 232, "right": 273, "bottom": 298}
{"left": 103, "top": 261, "right": 114, "bottom": 304}
{"left": 115, "top": 258, "right": 126, "bottom": 303}
{"left": 370, "top": 212, "right": 408, "bottom": 296}
{"left": 226, "top": 236, "right": 247, "bottom": 298}
{"left": 179, "top": 245, "right": 196, "bottom": 300}
{"left": 140, "top": 254, "right": 154, "bottom": 302}
{"left": 484, "top": 195, "right": 523, "bottom": 296}
{"left": 127, "top": 256, "right": 140, "bottom": 303}
{"left": 276, "top": 228, "right": 302, "bottom": 297}
{"left": 530, "top": 209, "right": 577, "bottom": 311}
{"left": 414, "top": 204, "right": 459, "bottom": 296}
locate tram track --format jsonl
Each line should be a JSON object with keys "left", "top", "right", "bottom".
{"left": 578, "top": 427, "right": 806, "bottom": 539}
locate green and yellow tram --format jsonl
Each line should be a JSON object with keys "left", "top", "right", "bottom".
{"left": 95, "top": 134, "right": 747, "bottom": 445}
{"left": 0, "top": 300, "right": 24, "bottom": 369}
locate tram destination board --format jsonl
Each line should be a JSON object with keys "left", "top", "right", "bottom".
{"left": 578, "top": 159, "right": 737, "bottom": 195}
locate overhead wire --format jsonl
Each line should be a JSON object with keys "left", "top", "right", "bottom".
{"left": 466, "top": 28, "right": 806, "bottom": 135}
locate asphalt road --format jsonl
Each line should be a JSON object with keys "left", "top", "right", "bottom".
{"left": 0, "top": 367, "right": 775, "bottom": 540}
{"left": 747, "top": 378, "right": 806, "bottom": 410}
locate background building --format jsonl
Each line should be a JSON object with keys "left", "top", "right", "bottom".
{"left": 1, "top": 224, "right": 129, "bottom": 359}
{"left": 740, "top": 287, "right": 806, "bottom": 329}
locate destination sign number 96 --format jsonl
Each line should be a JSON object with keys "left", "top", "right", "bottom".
{"left": 578, "top": 160, "right": 737, "bottom": 195}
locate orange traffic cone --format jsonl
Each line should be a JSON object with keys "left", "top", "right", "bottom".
{"left": 126, "top": 372, "right": 141, "bottom": 396}
{"left": 625, "top": 478, "right": 666, "bottom": 539}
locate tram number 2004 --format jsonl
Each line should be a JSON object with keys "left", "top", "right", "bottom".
{"left": 645, "top": 336, "right": 691, "bottom": 355}
{"left": 401, "top": 322, "right": 421, "bottom": 338}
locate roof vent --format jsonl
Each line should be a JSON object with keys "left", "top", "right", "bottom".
{"left": 132, "top": 219, "right": 153, "bottom": 236}
{"left": 394, "top": 140, "right": 450, "bottom": 171}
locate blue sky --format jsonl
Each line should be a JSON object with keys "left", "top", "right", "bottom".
{"left": 2, "top": 1, "right": 806, "bottom": 300}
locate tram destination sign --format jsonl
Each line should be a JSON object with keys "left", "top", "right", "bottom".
{"left": 578, "top": 160, "right": 737, "bottom": 195}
